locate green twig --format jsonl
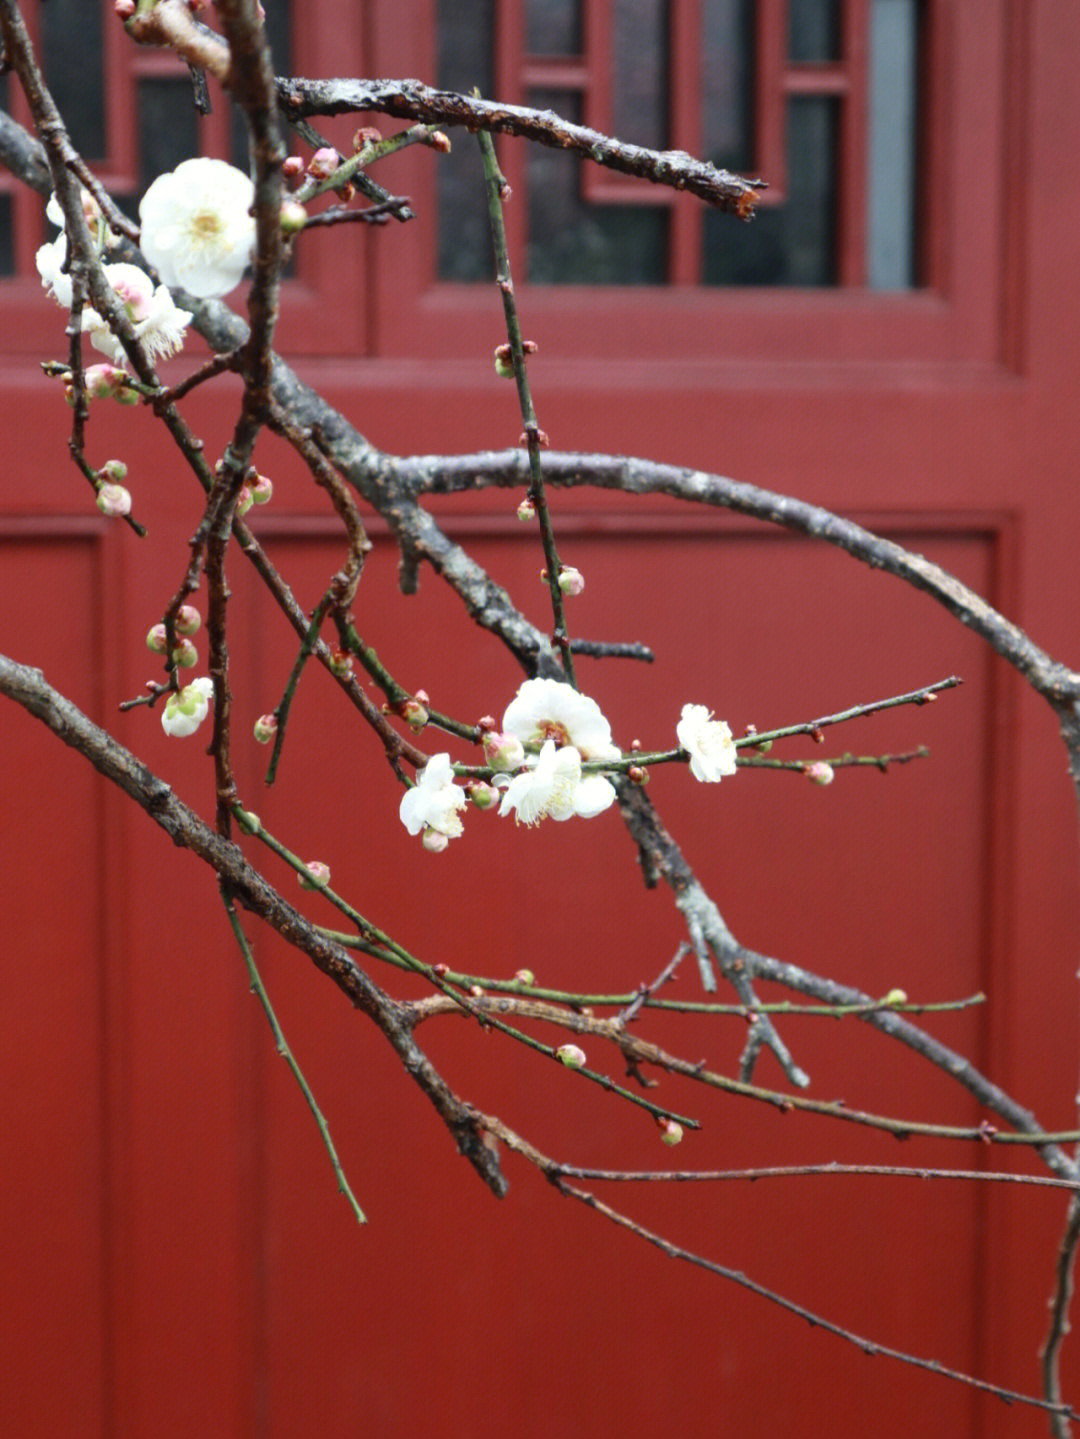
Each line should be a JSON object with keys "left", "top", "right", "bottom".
{"left": 477, "top": 125, "right": 576, "bottom": 686}
{"left": 265, "top": 593, "right": 331, "bottom": 784}
{"left": 221, "top": 888, "right": 366, "bottom": 1224}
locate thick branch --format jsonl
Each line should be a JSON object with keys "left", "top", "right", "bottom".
{"left": 0, "top": 654, "right": 507, "bottom": 1198}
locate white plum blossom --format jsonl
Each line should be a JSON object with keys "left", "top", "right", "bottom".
{"left": 399, "top": 753, "right": 467, "bottom": 841}
{"left": 161, "top": 677, "right": 214, "bottom": 737}
{"left": 502, "top": 677, "right": 620, "bottom": 763}
{"left": 87, "top": 263, "right": 192, "bottom": 363}
{"left": 497, "top": 740, "right": 616, "bottom": 825}
{"left": 46, "top": 187, "right": 115, "bottom": 246}
{"left": 676, "top": 704, "right": 738, "bottom": 783}
{"left": 139, "top": 158, "right": 256, "bottom": 298}
{"left": 36, "top": 242, "right": 191, "bottom": 363}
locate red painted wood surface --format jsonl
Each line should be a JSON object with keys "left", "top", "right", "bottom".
{"left": 2, "top": 3, "right": 1080, "bottom": 1435}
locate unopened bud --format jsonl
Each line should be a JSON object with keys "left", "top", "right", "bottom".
{"left": 556, "top": 1044, "right": 587, "bottom": 1070}
{"left": 660, "top": 1120, "right": 684, "bottom": 1146}
{"left": 308, "top": 147, "right": 340, "bottom": 179}
{"left": 883, "top": 988, "right": 908, "bottom": 1006}
{"left": 235, "top": 485, "right": 254, "bottom": 517}
{"left": 422, "top": 828, "right": 449, "bottom": 853}
{"left": 100, "top": 459, "right": 128, "bottom": 483}
{"left": 352, "top": 127, "right": 382, "bottom": 151}
{"left": 494, "top": 350, "right": 515, "bottom": 380}
{"left": 253, "top": 713, "right": 278, "bottom": 744}
{"left": 173, "top": 636, "right": 198, "bottom": 668}
{"left": 147, "top": 624, "right": 168, "bottom": 653}
{"left": 516, "top": 498, "right": 535, "bottom": 522}
{"left": 329, "top": 649, "right": 353, "bottom": 678}
{"left": 298, "top": 861, "right": 331, "bottom": 890}
{"left": 235, "top": 808, "right": 261, "bottom": 834}
{"left": 513, "top": 968, "right": 535, "bottom": 986}
{"left": 175, "top": 605, "right": 201, "bottom": 636}
{"left": 96, "top": 483, "right": 131, "bottom": 517}
{"left": 558, "top": 566, "right": 585, "bottom": 597}
{"left": 401, "top": 698, "right": 429, "bottom": 731}
{"left": 805, "top": 761, "right": 835, "bottom": 786}
{"left": 84, "top": 364, "right": 128, "bottom": 399}
{"left": 282, "top": 155, "right": 304, "bottom": 179}
{"left": 627, "top": 765, "right": 648, "bottom": 785}
{"left": 279, "top": 199, "right": 307, "bottom": 234}
{"left": 483, "top": 731, "right": 526, "bottom": 772}
{"left": 467, "top": 780, "right": 498, "bottom": 809}
{"left": 428, "top": 130, "right": 452, "bottom": 153}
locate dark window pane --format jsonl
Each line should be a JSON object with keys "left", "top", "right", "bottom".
{"left": 526, "top": 0, "right": 582, "bottom": 56}
{"left": 789, "top": 0, "right": 841, "bottom": 62}
{"left": 527, "top": 90, "right": 667, "bottom": 284}
{"left": 138, "top": 79, "right": 200, "bottom": 191}
{"left": 704, "top": 96, "right": 837, "bottom": 285}
{"left": 42, "top": 0, "right": 105, "bottom": 159}
{"left": 701, "top": 0, "right": 754, "bottom": 171}
{"left": 437, "top": 0, "right": 496, "bottom": 280}
{"left": 612, "top": 0, "right": 668, "bottom": 149}
{"left": 0, "top": 194, "right": 13, "bottom": 277}
{"left": 232, "top": 0, "right": 292, "bottom": 165}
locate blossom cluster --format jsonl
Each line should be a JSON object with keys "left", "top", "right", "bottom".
{"left": 394, "top": 679, "right": 740, "bottom": 851}
{"left": 37, "top": 158, "right": 258, "bottom": 374}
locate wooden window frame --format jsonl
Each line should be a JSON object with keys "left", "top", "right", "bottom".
{"left": 0, "top": 1, "right": 367, "bottom": 358}
{"left": 370, "top": 0, "right": 1021, "bottom": 379}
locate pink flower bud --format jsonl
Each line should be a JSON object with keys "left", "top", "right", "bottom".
{"left": 282, "top": 156, "right": 305, "bottom": 179}
{"left": 298, "top": 861, "right": 330, "bottom": 890}
{"left": 513, "top": 968, "right": 535, "bottom": 986}
{"left": 556, "top": 1044, "right": 587, "bottom": 1070}
{"left": 482, "top": 730, "right": 526, "bottom": 772}
{"left": 175, "top": 605, "right": 201, "bottom": 636}
{"left": 235, "top": 485, "right": 254, "bottom": 517}
{"left": 147, "top": 624, "right": 168, "bottom": 654}
{"left": 84, "top": 364, "right": 127, "bottom": 399}
{"left": 805, "top": 761, "right": 835, "bottom": 786}
{"left": 401, "top": 698, "right": 429, "bottom": 731}
{"left": 467, "top": 780, "right": 498, "bottom": 810}
{"left": 253, "top": 714, "right": 278, "bottom": 744}
{"left": 100, "top": 459, "right": 128, "bottom": 482}
{"left": 660, "top": 1120, "right": 683, "bottom": 1146}
{"left": 114, "top": 0, "right": 136, "bottom": 16}
{"left": 329, "top": 649, "right": 353, "bottom": 678}
{"left": 173, "top": 636, "right": 198, "bottom": 668}
{"left": 516, "top": 498, "right": 535, "bottom": 521}
{"left": 96, "top": 483, "right": 131, "bottom": 517}
{"left": 422, "top": 828, "right": 449, "bottom": 853}
{"left": 428, "top": 131, "right": 452, "bottom": 153}
{"left": 308, "top": 147, "right": 340, "bottom": 179}
{"left": 558, "top": 566, "right": 585, "bottom": 597}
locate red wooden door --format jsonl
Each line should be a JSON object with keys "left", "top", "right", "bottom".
{"left": 3, "top": 2, "right": 1079, "bottom": 1435}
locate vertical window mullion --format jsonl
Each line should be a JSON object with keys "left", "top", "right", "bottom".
{"left": 497, "top": 0, "right": 529, "bottom": 276}
{"left": 670, "top": 0, "right": 703, "bottom": 283}
{"left": 836, "top": 0, "right": 868, "bottom": 285}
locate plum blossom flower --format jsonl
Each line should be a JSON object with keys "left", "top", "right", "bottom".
{"left": 86, "top": 263, "right": 192, "bottom": 363}
{"left": 399, "top": 753, "right": 467, "bottom": 841}
{"left": 37, "top": 242, "right": 191, "bottom": 362}
{"left": 497, "top": 740, "right": 616, "bottom": 825}
{"left": 139, "top": 158, "right": 256, "bottom": 298}
{"left": 502, "top": 677, "right": 620, "bottom": 763}
{"left": 676, "top": 704, "right": 738, "bottom": 783}
{"left": 161, "top": 677, "right": 214, "bottom": 737}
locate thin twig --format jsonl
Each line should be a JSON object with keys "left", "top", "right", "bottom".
{"left": 222, "top": 888, "right": 366, "bottom": 1223}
